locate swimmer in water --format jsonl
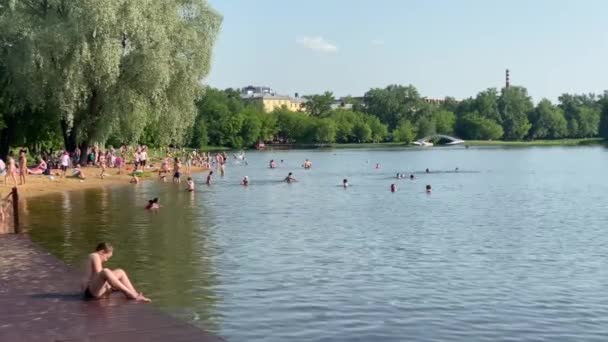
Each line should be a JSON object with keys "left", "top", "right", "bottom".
{"left": 269, "top": 160, "right": 277, "bottom": 169}
{"left": 145, "top": 198, "right": 160, "bottom": 210}
{"left": 186, "top": 177, "right": 194, "bottom": 192}
{"left": 303, "top": 159, "right": 312, "bottom": 169}
{"left": 425, "top": 168, "right": 430, "bottom": 173}
{"left": 206, "top": 171, "right": 213, "bottom": 185}
{"left": 391, "top": 183, "right": 397, "bottom": 193}
{"left": 284, "top": 172, "right": 296, "bottom": 183}
{"left": 455, "top": 167, "right": 459, "bottom": 172}
{"left": 242, "top": 176, "right": 249, "bottom": 186}
{"left": 396, "top": 173, "right": 401, "bottom": 179}
{"left": 410, "top": 174, "right": 415, "bottom": 180}
{"left": 343, "top": 178, "right": 349, "bottom": 188}
{"left": 376, "top": 163, "right": 381, "bottom": 169}
{"left": 426, "top": 184, "right": 432, "bottom": 193}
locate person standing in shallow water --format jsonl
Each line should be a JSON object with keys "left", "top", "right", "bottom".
{"left": 186, "top": 177, "right": 195, "bottom": 192}
{"left": 343, "top": 179, "right": 349, "bottom": 188}
{"left": 206, "top": 171, "right": 213, "bottom": 185}
{"left": 81, "top": 242, "right": 150, "bottom": 302}
{"left": 220, "top": 161, "right": 226, "bottom": 177}
{"left": 173, "top": 157, "right": 182, "bottom": 183}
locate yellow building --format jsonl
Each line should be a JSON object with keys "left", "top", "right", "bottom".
{"left": 241, "top": 86, "right": 306, "bottom": 112}
{"left": 242, "top": 94, "right": 306, "bottom": 112}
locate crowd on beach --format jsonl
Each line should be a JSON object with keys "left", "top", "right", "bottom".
{"left": 0, "top": 145, "right": 228, "bottom": 186}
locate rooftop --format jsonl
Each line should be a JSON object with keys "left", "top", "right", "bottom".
{"left": 241, "top": 93, "right": 307, "bottom": 103}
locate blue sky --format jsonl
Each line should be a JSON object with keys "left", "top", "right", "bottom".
{"left": 206, "top": 0, "right": 608, "bottom": 101}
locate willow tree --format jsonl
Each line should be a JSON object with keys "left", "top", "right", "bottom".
{"left": 0, "top": 0, "right": 221, "bottom": 161}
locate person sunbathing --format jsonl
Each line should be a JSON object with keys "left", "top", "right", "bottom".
{"left": 27, "top": 158, "right": 47, "bottom": 175}
{"left": 72, "top": 164, "right": 86, "bottom": 180}
{"left": 81, "top": 242, "right": 150, "bottom": 302}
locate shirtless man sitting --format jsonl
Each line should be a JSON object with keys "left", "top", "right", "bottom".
{"left": 81, "top": 242, "right": 150, "bottom": 302}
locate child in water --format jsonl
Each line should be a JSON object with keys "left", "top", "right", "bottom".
{"left": 391, "top": 183, "right": 397, "bottom": 193}
{"left": 343, "top": 178, "right": 349, "bottom": 188}
{"left": 242, "top": 176, "right": 249, "bottom": 186}
{"left": 426, "top": 184, "right": 432, "bottom": 193}
{"left": 186, "top": 177, "right": 194, "bottom": 192}
{"left": 206, "top": 171, "right": 213, "bottom": 185}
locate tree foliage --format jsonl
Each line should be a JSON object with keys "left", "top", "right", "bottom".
{"left": 303, "top": 91, "right": 334, "bottom": 117}
{"left": 456, "top": 113, "right": 503, "bottom": 140}
{"left": 498, "top": 86, "right": 533, "bottom": 140}
{"left": 363, "top": 85, "right": 422, "bottom": 130}
{"left": 528, "top": 99, "right": 567, "bottom": 139}
{"left": 392, "top": 121, "right": 416, "bottom": 143}
{"left": 0, "top": 0, "right": 221, "bottom": 159}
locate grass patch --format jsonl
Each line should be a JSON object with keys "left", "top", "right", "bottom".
{"left": 465, "top": 138, "right": 605, "bottom": 147}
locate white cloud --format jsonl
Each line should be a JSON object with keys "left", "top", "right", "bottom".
{"left": 371, "top": 39, "right": 385, "bottom": 46}
{"left": 297, "top": 36, "right": 338, "bottom": 53}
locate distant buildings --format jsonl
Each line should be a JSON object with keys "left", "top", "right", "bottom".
{"left": 331, "top": 97, "right": 360, "bottom": 110}
{"left": 240, "top": 85, "right": 453, "bottom": 112}
{"left": 422, "top": 97, "right": 446, "bottom": 105}
{"left": 240, "top": 86, "right": 306, "bottom": 112}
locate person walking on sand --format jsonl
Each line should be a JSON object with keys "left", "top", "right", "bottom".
{"left": 81, "top": 242, "right": 151, "bottom": 302}
{"left": 99, "top": 153, "right": 107, "bottom": 179}
{"left": 140, "top": 146, "right": 148, "bottom": 169}
{"left": 60, "top": 151, "right": 70, "bottom": 178}
{"left": 115, "top": 154, "right": 123, "bottom": 175}
{"left": 6, "top": 152, "right": 17, "bottom": 186}
{"left": 18, "top": 149, "right": 27, "bottom": 185}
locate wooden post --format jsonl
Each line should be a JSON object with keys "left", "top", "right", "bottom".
{"left": 12, "top": 187, "right": 19, "bottom": 234}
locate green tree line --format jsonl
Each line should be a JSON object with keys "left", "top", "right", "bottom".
{"left": 191, "top": 85, "right": 608, "bottom": 149}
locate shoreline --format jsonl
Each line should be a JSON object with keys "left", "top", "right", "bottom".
{"left": 246, "top": 138, "right": 606, "bottom": 150}
{"left": 1, "top": 165, "right": 209, "bottom": 200}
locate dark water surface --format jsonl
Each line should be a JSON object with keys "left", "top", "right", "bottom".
{"left": 23, "top": 147, "right": 608, "bottom": 341}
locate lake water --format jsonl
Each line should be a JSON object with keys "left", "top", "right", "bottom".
{"left": 23, "top": 146, "right": 608, "bottom": 341}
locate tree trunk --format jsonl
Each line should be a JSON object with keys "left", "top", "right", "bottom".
{"left": 0, "top": 116, "right": 16, "bottom": 161}
{"left": 78, "top": 141, "right": 89, "bottom": 166}
{"left": 61, "top": 119, "right": 79, "bottom": 152}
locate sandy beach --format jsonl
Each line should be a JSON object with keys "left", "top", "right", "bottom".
{"left": 1, "top": 165, "right": 209, "bottom": 200}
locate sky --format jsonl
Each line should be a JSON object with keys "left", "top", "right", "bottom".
{"left": 205, "top": 0, "right": 608, "bottom": 101}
